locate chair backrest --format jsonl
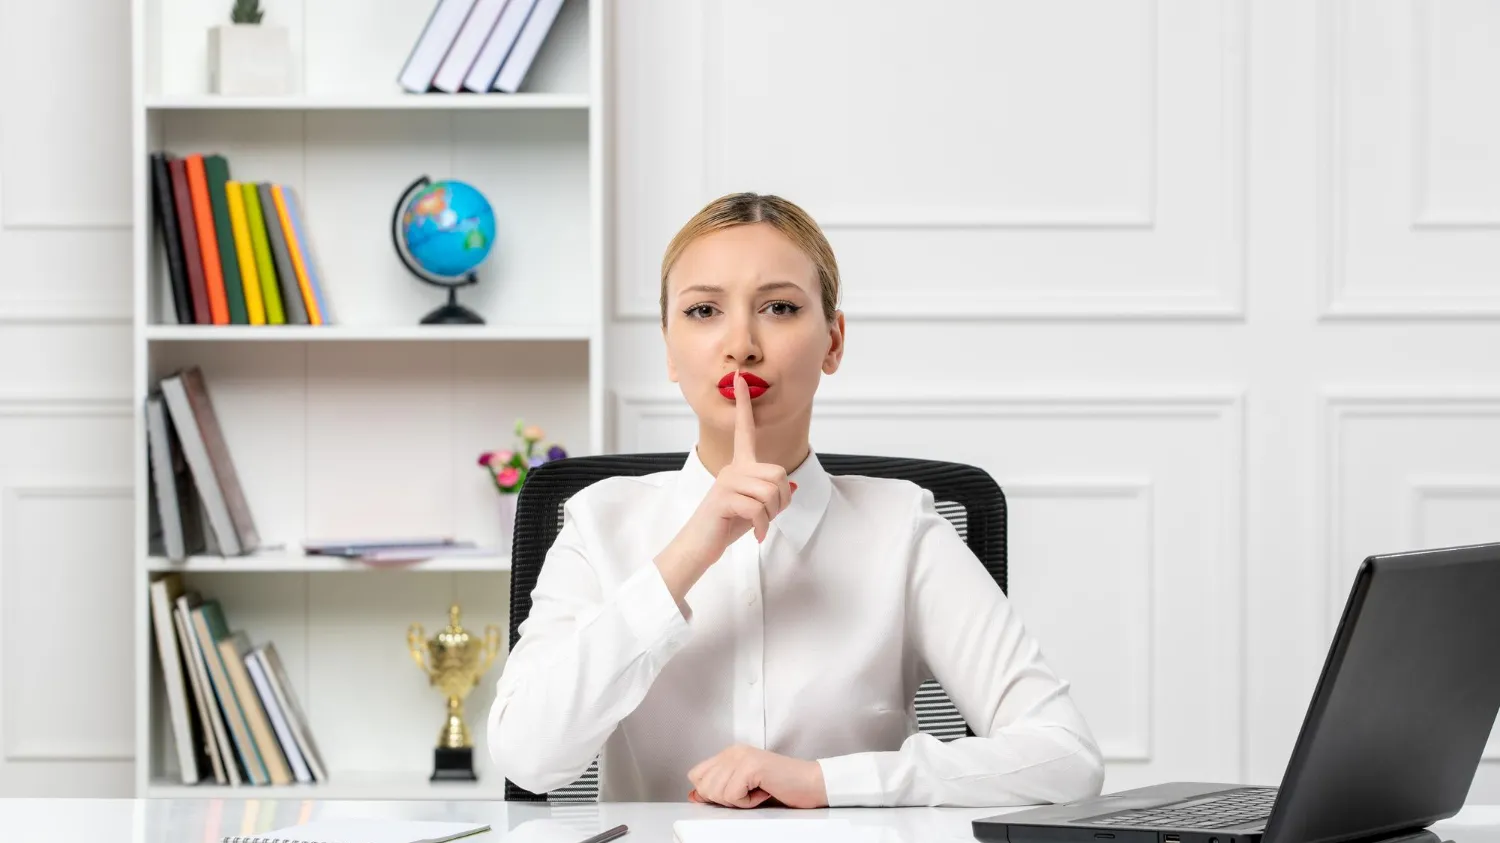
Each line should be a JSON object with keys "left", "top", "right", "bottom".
{"left": 503, "top": 453, "right": 1008, "bottom": 802}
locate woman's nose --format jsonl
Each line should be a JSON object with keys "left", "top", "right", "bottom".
{"left": 724, "top": 315, "right": 760, "bottom": 363}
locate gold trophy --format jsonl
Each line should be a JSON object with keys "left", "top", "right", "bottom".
{"left": 407, "top": 603, "right": 502, "bottom": 781}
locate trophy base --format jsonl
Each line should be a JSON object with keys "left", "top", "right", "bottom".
{"left": 430, "top": 746, "right": 478, "bottom": 782}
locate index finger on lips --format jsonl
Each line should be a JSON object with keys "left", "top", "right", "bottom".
{"left": 733, "top": 373, "right": 756, "bottom": 464}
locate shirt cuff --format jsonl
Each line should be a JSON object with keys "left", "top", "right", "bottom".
{"left": 615, "top": 563, "right": 692, "bottom": 656}
{"left": 817, "top": 753, "right": 887, "bottom": 807}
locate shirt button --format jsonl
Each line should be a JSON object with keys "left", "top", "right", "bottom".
{"left": 744, "top": 589, "right": 757, "bottom": 606}
{"left": 748, "top": 674, "right": 759, "bottom": 686}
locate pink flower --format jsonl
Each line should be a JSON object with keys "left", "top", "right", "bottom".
{"left": 477, "top": 451, "right": 495, "bottom": 467}
{"left": 522, "top": 425, "right": 544, "bottom": 442}
{"left": 495, "top": 449, "right": 514, "bottom": 465}
{"left": 495, "top": 467, "right": 521, "bottom": 488}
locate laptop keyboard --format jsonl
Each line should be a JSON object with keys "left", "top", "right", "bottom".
{"left": 1079, "top": 787, "right": 1279, "bottom": 831}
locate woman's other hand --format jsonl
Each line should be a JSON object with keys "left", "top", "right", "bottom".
{"left": 687, "top": 744, "right": 828, "bottom": 809}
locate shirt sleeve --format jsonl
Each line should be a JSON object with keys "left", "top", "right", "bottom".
{"left": 486, "top": 492, "right": 693, "bottom": 794}
{"left": 816, "top": 487, "right": 1106, "bottom": 808}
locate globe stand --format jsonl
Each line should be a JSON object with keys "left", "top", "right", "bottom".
{"left": 421, "top": 279, "right": 484, "bottom": 324}
{"left": 392, "top": 174, "right": 492, "bottom": 327}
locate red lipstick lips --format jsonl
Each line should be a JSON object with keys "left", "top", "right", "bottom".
{"left": 718, "top": 371, "right": 769, "bottom": 400}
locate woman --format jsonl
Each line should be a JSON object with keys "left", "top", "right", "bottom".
{"left": 487, "top": 192, "right": 1104, "bottom": 809}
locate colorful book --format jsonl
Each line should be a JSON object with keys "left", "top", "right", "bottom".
{"left": 168, "top": 158, "right": 210, "bottom": 324}
{"left": 224, "top": 180, "right": 266, "bottom": 325}
{"left": 270, "top": 184, "right": 323, "bottom": 325}
{"left": 203, "top": 155, "right": 248, "bottom": 324}
{"left": 240, "top": 183, "right": 285, "bottom": 325}
{"left": 256, "top": 183, "right": 307, "bottom": 325}
{"left": 185, "top": 155, "right": 230, "bottom": 324}
{"left": 277, "top": 186, "right": 331, "bottom": 324}
{"left": 149, "top": 153, "right": 194, "bottom": 324}
{"left": 190, "top": 600, "right": 269, "bottom": 786}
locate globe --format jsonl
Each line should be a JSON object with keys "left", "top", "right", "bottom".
{"left": 398, "top": 180, "right": 496, "bottom": 279}
{"left": 391, "top": 176, "right": 497, "bottom": 324}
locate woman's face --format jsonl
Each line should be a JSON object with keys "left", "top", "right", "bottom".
{"left": 663, "top": 222, "right": 844, "bottom": 439}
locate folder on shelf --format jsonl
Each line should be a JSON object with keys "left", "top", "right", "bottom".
{"left": 432, "top": 0, "right": 509, "bottom": 93}
{"left": 159, "top": 366, "right": 260, "bottom": 556}
{"left": 225, "top": 180, "right": 267, "bottom": 325}
{"left": 168, "top": 158, "right": 211, "bottom": 324}
{"left": 276, "top": 185, "right": 332, "bottom": 324}
{"left": 218, "top": 631, "right": 294, "bottom": 785}
{"left": 191, "top": 600, "right": 271, "bottom": 785}
{"left": 149, "top": 153, "right": 194, "bottom": 324}
{"left": 258, "top": 182, "right": 309, "bottom": 325}
{"left": 398, "top": 0, "right": 481, "bottom": 93}
{"left": 492, "top": 0, "right": 564, "bottom": 93}
{"left": 185, "top": 154, "right": 231, "bottom": 325}
{"left": 463, "top": 0, "right": 538, "bottom": 92}
{"left": 174, "top": 590, "right": 235, "bottom": 785}
{"left": 204, "top": 155, "right": 250, "bottom": 324}
{"left": 145, "top": 392, "right": 206, "bottom": 562}
{"left": 245, "top": 644, "right": 318, "bottom": 784}
{"left": 149, "top": 573, "right": 206, "bottom": 785}
{"left": 241, "top": 182, "right": 286, "bottom": 324}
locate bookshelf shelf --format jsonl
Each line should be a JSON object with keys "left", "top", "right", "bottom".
{"left": 145, "top": 93, "right": 591, "bottom": 112}
{"left": 133, "top": 0, "right": 606, "bottom": 801}
{"left": 146, "top": 552, "right": 512, "bottom": 574}
{"left": 144, "top": 325, "right": 593, "bottom": 343}
{"left": 146, "top": 771, "right": 507, "bottom": 801}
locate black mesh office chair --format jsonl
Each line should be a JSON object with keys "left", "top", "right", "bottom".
{"left": 502, "top": 453, "right": 1008, "bottom": 802}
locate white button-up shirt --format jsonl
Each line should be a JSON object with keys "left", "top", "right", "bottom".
{"left": 487, "top": 447, "right": 1105, "bottom": 807}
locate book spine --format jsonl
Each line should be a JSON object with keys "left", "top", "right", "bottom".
{"left": 241, "top": 183, "right": 285, "bottom": 325}
{"left": 149, "top": 153, "right": 194, "bottom": 323}
{"left": 224, "top": 180, "right": 267, "bottom": 325}
{"left": 204, "top": 155, "right": 249, "bottom": 324}
{"left": 270, "top": 185, "right": 323, "bottom": 325}
{"left": 258, "top": 183, "right": 308, "bottom": 325}
{"left": 168, "top": 158, "right": 211, "bottom": 324}
{"left": 185, "top": 154, "right": 230, "bottom": 324}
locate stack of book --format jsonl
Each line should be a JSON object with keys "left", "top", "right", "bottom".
{"left": 150, "top": 573, "right": 327, "bottom": 787}
{"left": 398, "top": 0, "right": 567, "bottom": 94}
{"left": 149, "top": 152, "right": 331, "bottom": 327}
{"left": 146, "top": 365, "right": 259, "bottom": 561}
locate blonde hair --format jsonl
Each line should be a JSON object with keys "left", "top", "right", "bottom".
{"left": 660, "top": 192, "right": 840, "bottom": 326}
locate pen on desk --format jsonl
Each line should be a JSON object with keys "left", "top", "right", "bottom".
{"left": 576, "top": 823, "right": 629, "bottom": 843}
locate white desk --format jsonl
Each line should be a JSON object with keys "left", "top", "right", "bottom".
{"left": 4, "top": 798, "right": 1500, "bottom": 843}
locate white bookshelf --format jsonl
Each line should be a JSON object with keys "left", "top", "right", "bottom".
{"left": 130, "top": 0, "right": 608, "bottom": 800}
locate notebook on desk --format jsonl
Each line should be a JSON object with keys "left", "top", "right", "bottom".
{"left": 221, "top": 818, "right": 490, "bottom": 843}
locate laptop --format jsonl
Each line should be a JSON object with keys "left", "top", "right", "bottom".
{"left": 973, "top": 541, "right": 1500, "bottom": 843}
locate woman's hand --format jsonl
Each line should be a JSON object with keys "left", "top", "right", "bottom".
{"left": 655, "top": 374, "right": 796, "bottom": 609}
{"left": 687, "top": 744, "right": 828, "bottom": 809}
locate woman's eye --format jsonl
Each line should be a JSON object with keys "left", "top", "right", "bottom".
{"left": 765, "top": 301, "right": 802, "bottom": 317}
{"left": 683, "top": 304, "right": 717, "bottom": 319}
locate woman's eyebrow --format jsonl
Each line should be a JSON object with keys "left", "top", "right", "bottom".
{"left": 678, "top": 281, "right": 805, "bottom": 296}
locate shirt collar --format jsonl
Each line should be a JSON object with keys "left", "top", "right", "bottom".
{"left": 671, "top": 445, "right": 832, "bottom": 552}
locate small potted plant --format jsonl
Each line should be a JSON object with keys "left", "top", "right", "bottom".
{"left": 208, "top": 0, "right": 293, "bottom": 96}
{"left": 478, "top": 419, "right": 567, "bottom": 546}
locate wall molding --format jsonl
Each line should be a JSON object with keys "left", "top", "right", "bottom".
{"left": 0, "top": 483, "right": 134, "bottom": 762}
{"left": 1319, "top": 390, "right": 1500, "bottom": 641}
{"left": 0, "top": 300, "right": 132, "bottom": 326}
{"left": 0, "top": 398, "right": 133, "bottom": 417}
{"left": 1409, "top": 0, "right": 1500, "bottom": 230}
{"left": 1004, "top": 478, "right": 1156, "bottom": 762}
{"left": 617, "top": 0, "right": 1247, "bottom": 321}
{"left": 1318, "top": 0, "right": 1500, "bottom": 320}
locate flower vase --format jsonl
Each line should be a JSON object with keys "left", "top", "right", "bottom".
{"left": 498, "top": 493, "right": 518, "bottom": 553}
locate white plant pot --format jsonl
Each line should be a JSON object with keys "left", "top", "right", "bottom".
{"left": 208, "top": 23, "right": 293, "bottom": 96}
